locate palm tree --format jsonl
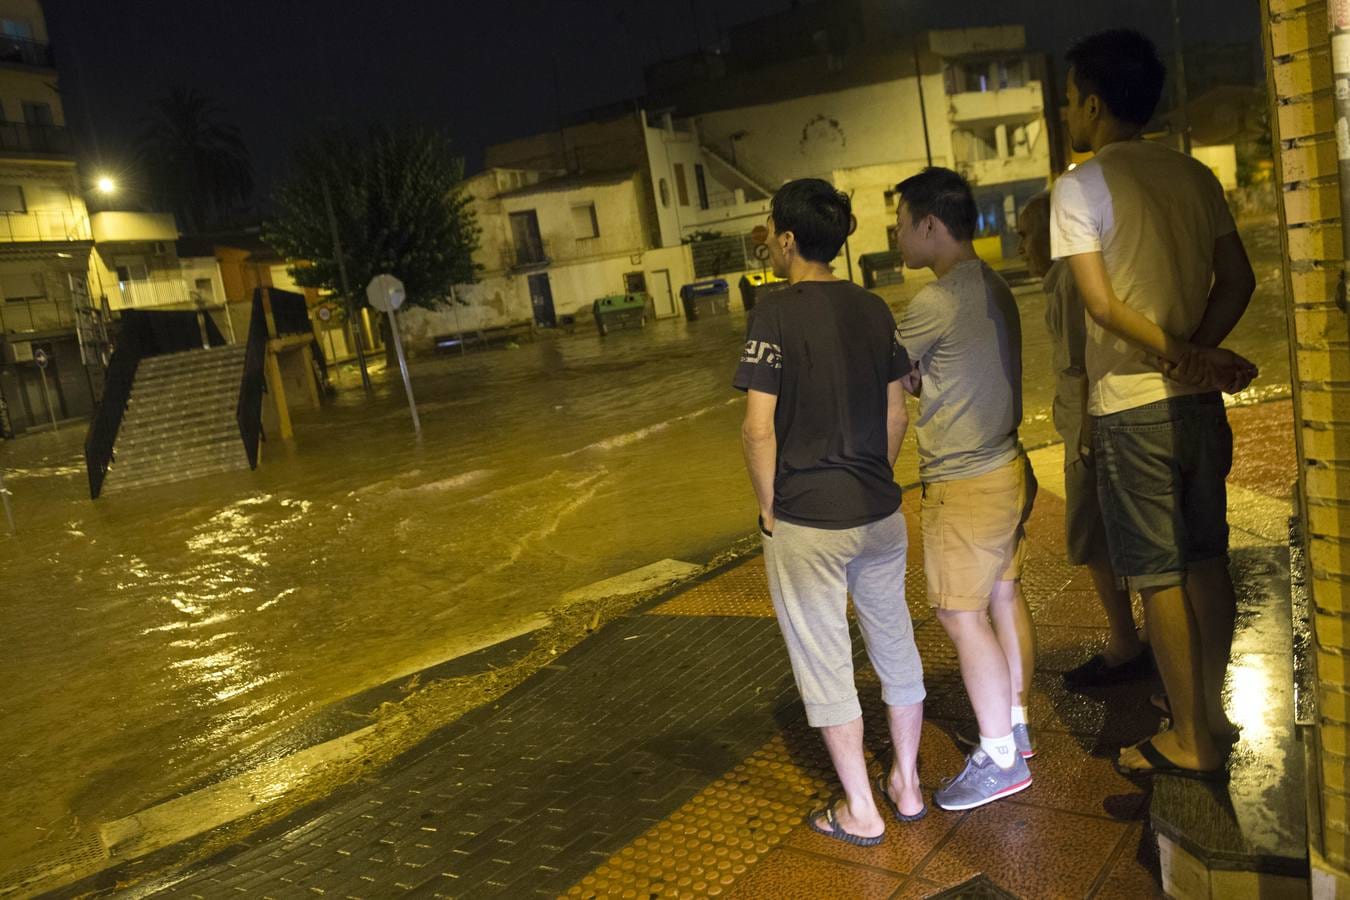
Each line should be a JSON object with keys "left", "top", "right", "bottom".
{"left": 137, "top": 88, "right": 254, "bottom": 233}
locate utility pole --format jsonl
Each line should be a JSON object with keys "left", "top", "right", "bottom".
{"left": 1170, "top": 0, "right": 1193, "bottom": 155}
{"left": 320, "top": 177, "right": 371, "bottom": 394}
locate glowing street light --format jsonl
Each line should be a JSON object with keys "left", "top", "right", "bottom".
{"left": 95, "top": 176, "right": 115, "bottom": 195}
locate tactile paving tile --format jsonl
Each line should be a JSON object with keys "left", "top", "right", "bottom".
{"left": 565, "top": 725, "right": 835, "bottom": 899}
{"left": 650, "top": 556, "right": 776, "bottom": 617}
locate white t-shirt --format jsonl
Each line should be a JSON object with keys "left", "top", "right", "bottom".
{"left": 1049, "top": 140, "right": 1236, "bottom": 416}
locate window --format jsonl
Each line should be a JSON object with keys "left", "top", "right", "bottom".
{"left": 0, "top": 184, "right": 24, "bottom": 212}
{"left": 884, "top": 189, "right": 897, "bottom": 209}
{"left": 886, "top": 225, "right": 900, "bottom": 251}
{"left": 115, "top": 263, "right": 148, "bottom": 283}
{"left": 1, "top": 271, "right": 44, "bottom": 301}
{"left": 508, "top": 210, "right": 546, "bottom": 265}
{"left": 571, "top": 203, "right": 599, "bottom": 239}
{"left": 1, "top": 18, "right": 33, "bottom": 40}
{"left": 674, "top": 163, "right": 690, "bottom": 206}
{"left": 22, "top": 102, "right": 52, "bottom": 127}
{"left": 658, "top": 178, "right": 670, "bottom": 208}
{"left": 694, "top": 164, "right": 709, "bottom": 210}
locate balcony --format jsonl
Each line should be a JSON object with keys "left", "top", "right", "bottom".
{"left": 948, "top": 83, "right": 1044, "bottom": 126}
{"left": 0, "top": 35, "right": 53, "bottom": 69}
{"left": 959, "top": 154, "right": 1050, "bottom": 187}
{"left": 0, "top": 209, "right": 91, "bottom": 243}
{"left": 0, "top": 123, "right": 73, "bottom": 158}
{"left": 107, "top": 275, "right": 194, "bottom": 310}
{"left": 507, "top": 239, "right": 550, "bottom": 271}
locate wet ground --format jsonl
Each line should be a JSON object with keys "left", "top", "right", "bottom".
{"left": 0, "top": 219, "right": 1292, "bottom": 875}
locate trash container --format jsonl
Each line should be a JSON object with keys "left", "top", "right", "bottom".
{"left": 593, "top": 293, "right": 648, "bottom": 336}
{"left": 859, "top": 250, "right": 906, "bottom": 289}
{"left": 738, "top": 272, "right": 790, "bottom": 311}
{"left": 679, "top": 279, "right": 730, "bottom": 321}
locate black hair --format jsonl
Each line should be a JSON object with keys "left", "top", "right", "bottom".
{"left": 769, "top": 178, "right": 852, "bottom": 263}
{"left": 894, "top": 167, "right": 977, "bottom": 242}
{"left": 1066, "top": 29, "right": 1166, "bottom": 128}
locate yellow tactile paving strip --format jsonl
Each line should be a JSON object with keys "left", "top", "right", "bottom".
{"left": 576, "top": 488, "right": 1168, "bottom": 898}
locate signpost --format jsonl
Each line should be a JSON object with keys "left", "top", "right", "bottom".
{"left": 366, "top": 274, "right": 421, "bottom": 437}
{"left": 33, "top": 348, "right": 57, "bottom": 432}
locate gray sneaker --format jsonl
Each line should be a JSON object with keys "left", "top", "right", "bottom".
{"left": 933, "top": 749, "right": 1033, "bottom": 811}
{"left": 1014, "top": 723, "right": 1035, "bottom": 759}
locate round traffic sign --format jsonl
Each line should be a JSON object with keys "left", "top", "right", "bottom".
{"left": 33, "top": 348, "right": 48, "bottom": 369}
{"left": 750, "top": 224, "right": 769, "bottom": 245}
{"left": 317, "top": 305, "right": 333, "bottom": 323}
{"left": 366, "top": 274, "right": 406, "bottom": 313}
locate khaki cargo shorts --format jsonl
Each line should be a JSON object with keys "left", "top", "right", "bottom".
{"left": 920, "top": 452, "right": 1037, "bottom": 612}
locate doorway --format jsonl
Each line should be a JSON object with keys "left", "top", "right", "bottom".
{"left": 649, "top": 270, "right": 677, "bottom": 318}
{"left": 527, "top": 273, "right": 556, "bottom": 328}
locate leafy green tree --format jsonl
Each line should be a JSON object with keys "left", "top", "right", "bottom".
{"left": 265, "top": 125, "right": 479, "bottom": 314}
{"left": 138, "top": 88, "right": 253, "bottom": 233}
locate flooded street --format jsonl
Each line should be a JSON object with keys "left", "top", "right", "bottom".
{"left": 0, "top": 221, "right": 1291, "bottom": 873}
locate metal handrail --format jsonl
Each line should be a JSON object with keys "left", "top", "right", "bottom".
{"left": 83, "top": 322, "right": 145, "bottom": 499}
{"left": 0, "top": 35, "right": 53, "bottom": 68}
{"left": 237, "top": 293, "right": 268, "bottom": 469}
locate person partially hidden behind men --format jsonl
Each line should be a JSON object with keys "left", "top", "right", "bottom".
{"left": 735, "top": 178, "right": 926, "bottom": 846}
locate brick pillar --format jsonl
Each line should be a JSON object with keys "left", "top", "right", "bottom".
{"left": 1265, "top": 0, "right": 1350, "bottom": 884}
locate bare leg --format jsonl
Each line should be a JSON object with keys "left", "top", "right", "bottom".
{"left": 815, "top": 716, "right": 885, "bottom": 837}
{"left": 1086, "top": 552, "right": 1142, "bottom": 664}
{"left": 883, "top": 701, "right": 925, "bottom": 817}
{"left": 989, "top": 579, "right": 1036, "bottom": 706}
{"left": 937, "top": 608, "right": 1013, "bottom": 739}
{"left": 1118, "top": 585, "right": 1222, "bottom": 771}
{"left": 1186, "top": 557, "right": 1239, "bottom": 734}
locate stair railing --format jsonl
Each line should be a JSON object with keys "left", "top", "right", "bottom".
{"left": 83, "top": 321, "right": 147, "bottom": 499}
{"left": 237, "top": 292, "right": 268, "bottom": 469}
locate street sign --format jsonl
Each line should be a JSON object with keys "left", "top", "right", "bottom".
{"left": 366, "top": 274, "right": 405, "bottom": 312}
{"left": 33, "top": 348, "right": 48, "bottom": 369}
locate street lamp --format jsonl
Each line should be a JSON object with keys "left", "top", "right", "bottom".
{"left": 95, "top": 175, "right": 115, "bottom": 195}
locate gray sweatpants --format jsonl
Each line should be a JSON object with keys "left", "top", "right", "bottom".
{"left": 762, "top": 509, "right": 925, "bottom": 727}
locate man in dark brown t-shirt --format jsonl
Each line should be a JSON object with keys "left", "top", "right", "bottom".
{"left": 735, "top": 178, "right": 925, "bottom": 846}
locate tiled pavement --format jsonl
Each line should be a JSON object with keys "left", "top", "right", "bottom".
{"left": 133, "top": 401, "right": 1296, "bottom": 899}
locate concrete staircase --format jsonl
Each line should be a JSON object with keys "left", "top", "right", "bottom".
{"left": 102, "top": 345, "right": 251, "bottom": 494}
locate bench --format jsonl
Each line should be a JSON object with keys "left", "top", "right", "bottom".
{"left": 434, "top": 320, "right": 536, "bottom": 353}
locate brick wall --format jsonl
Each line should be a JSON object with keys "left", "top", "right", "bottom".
{"left": 1265, "top": 0, "right": 1350, "bottom": 872}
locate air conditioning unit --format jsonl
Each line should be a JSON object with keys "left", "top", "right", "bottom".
{"left": 152, "top": 241, "right": 168, "bottom": 255}
{"left": 7, "top": 341, "right": 32, "bottom": 363}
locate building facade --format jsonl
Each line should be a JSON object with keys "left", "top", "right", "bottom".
{"left": 0, "top": 0, "right": 99, "bottom": 437}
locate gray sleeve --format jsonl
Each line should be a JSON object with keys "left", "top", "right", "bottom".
{"left": 898, "top": 286, "right": 947, "bottom": 366}
{"left": 1064, "top": 278, "right": 1088, "bottom": 375}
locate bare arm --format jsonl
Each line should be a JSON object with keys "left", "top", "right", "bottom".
{"left": 886, "top": 380, "right": 908, "bottom": 466}
{"left": 1067, "top": 251, "right": 1256, "bottom": 392}
{"left": 1189, "top": 232, "right": 1257, "bottom": 348}
{"left": 1067, "top": 251, "right": 1188, "bottom": 362}
{"left": 741, "top": 389, "right": 778, "bottom": 531}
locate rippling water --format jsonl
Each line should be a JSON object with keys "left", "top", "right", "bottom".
{"left": 0, "top": 220, "right": 1291, "bottom": 870}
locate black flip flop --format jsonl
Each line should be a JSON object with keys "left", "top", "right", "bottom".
{"left": 875, "top": 773, "right": 927, "bottom": 822}
{"left": 1150, "top": 693, "right": 1242, "bottom": 744}
{"left": 806, "top": 802, "right": 885, "bottom": 846}
{"left": 1113, "top": 738, "right": 1228, "bottom": 782}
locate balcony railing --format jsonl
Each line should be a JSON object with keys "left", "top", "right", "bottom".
{"left": 0, "top": 209, "right": 90, "bottom": 243}
{"left": 948, "top": 84, "right": 1044, "bottom": 125}
{"left": 508, "top": 240, "right": 550, "bottom": 271}
{"left": 0, "top": 123, "right": 72, "bottom": 157}
{"left": 110, "top": 277, "right": 194, "bottom": 310}
{"left": 0, "top": 35, "right": 53, "bottom": 69}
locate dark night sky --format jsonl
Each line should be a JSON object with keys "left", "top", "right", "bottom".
{"left": 43, "top": 0, "right": 1261, "bottom": 210}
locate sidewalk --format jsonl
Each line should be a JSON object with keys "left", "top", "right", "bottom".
{"left": 112, "top": 400, "right": 1297, "bottom": 899}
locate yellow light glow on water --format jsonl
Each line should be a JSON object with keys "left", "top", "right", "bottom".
{"left": 1226, "top": 659, "right": 1271, "bottom": 743}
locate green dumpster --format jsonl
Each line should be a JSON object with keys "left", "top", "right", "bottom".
{"left": 593, "top": 293, "right": 648, "bottom": 336}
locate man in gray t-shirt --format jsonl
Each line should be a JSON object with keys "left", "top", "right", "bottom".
{"left": 895, "top": 167, "right": 1038, "bottom": 812}
{"left": 902, "top": 258, "right": 1022, "bottom": 482}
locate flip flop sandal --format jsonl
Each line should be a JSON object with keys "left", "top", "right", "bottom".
{"left": 1113, "top": 738, "right": 1229, "bottom": 782}
{"left": 875, "top": 773, "right": 927, "bottom": 822}
{"left": 1150, "top": 693, "right": 1242, "bottom": 743}
{"left": 805, "top": 802, "right": 885, "bottom": 846}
